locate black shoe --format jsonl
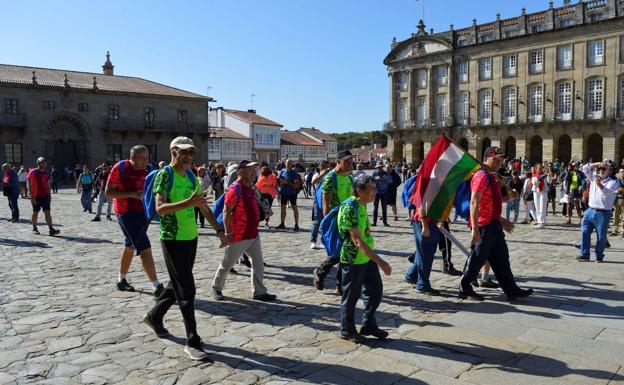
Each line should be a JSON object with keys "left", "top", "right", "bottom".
{"left": 605, "top": 241, "right": 611, "bottom": 248}
{"left": 276, "top": 223, "right": 286, "bottom": 230}
{"left": 372, "top": 222, "right": 377, "bottom": 227}
{"left": 253, "top": 293, "right": 277, "bottom": 302}
{"left": 415, "top": 287, "right": 441, "bottom": 296}
{"left": 508, "top": 288, "right": 533, "bottom": 301}
{"left": 339, "top": 332, "right": 367, "bottom": 343}
{"left": 407, "top": 253, "right": 415, "bottom": 263}
{"left": 106, "top": 215, "right": 113, "bottom": 221}
{"left": 403, "top": 277, "right": 416, "bottom": 285}
{"left": 360, "top": 326, "right": 389, "bottom": 340}
{"left": 239, "top": 256, "right": 251, "bottom": 269}
{"left": 576, "top": 257, "right": 590, "bottom": 262}
{"left": 92, "top": 217, "right": 101, "bottom": 222}
{"left": 116, "top": 278, "right": 135, "bottom": 292}
{"left": 32, "top": 227, "right": 40, "bottom": 235}
{"left": 153, "top": 283, "right": 165, "bottom": 300}
{"left": 478, "top": 279, "right": 499, "bottom": 288}
{"left": 49, "top": 228, "right": 60, "bottom": 236}
{"left": 312, "top": 268, "right": 324, "bottom": 290}
{"left": 142, "top": 313, "right": 170, "bottom": 338}
{"left": 383, "top": 222, "right": 390, "bottom": 227}
{"left": 470, "top": 279, "right": 479, "bottom": 287}
{"left": 459, "top": 289, "right": 485, "bottom": 301}
{"left": 213, "top": 289, "right": 224, "bottom": 301}
{"left": 443, "top": 266, "right": 463, "bottom": 276}
{"left": 294, "top": 224, "right": 300, "bottom": 231}
{"left": 229, "top": 268, "right": 238, "bottom": 275}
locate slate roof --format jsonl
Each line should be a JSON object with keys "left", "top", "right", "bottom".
{"left": 0, "top": 64, "right": 207, "bottom": 100}
{"left": 223, "top": 109, "right": 283, "bottom": 127}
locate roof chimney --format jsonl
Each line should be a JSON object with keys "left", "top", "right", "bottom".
{"left": 102, "top": 51, "right": 114, "bottom": 76}
{"left": 247, "top": 109, "right": 256, "bottom": 114}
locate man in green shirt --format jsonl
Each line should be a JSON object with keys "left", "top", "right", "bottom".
{"left": 312, "top": 150, "right": 354, "bottom": 293}
{"left": 143, "top": 136, "right": 228, "bottom": 362}
{"left": 338, "top": 175, "right": 391, "bottom": 343}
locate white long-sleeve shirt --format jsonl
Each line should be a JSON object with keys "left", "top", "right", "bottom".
{"left": 582, "top": 164, "right": 619, "bottom": 210}
{"left": 531, "top": 173, "right": 551, "bottom": 193}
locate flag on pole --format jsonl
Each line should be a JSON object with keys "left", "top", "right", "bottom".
{"left": 409, "top": 135, "right": 480, "bottom": 222}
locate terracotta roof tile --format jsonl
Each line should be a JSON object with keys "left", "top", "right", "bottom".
{"left": 280, "top": 130, "right": 323, "bottom": 146}
{"left": 222, "top": 109, "right": 283, "bottom": 127}
{"left": 0, "top": 64, "right": 205, "bottom": 99}
{"left": 211, "top": 127, "right": 251, "bottom": 140}
{"left": 297, "top": 127, "right": 336, "bottom": 143}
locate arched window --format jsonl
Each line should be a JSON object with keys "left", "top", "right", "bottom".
{"left": 556, "top": 81, "right": 572, "bottom": 121}
{"left": 528, "top": 83, "right": 543, "bottom": 122}
{"left": 502, "top": 87, "right": 516, "bottom": 124}
{"left": 479, "top": 89, "right": 492, "bottom": 125}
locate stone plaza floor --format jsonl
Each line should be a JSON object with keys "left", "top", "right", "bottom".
{"left": 0, "top": 188, "right": 623, "bottom": 385}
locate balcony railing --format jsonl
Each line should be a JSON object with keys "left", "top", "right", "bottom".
{"left": 104, "top": 119, "right": 205, "bottom": 133}
{"left": 0, "top": 113, "right": 27, "bottom": 128}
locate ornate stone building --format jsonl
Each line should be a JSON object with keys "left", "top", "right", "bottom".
{"left": 384, "top": 0, "right": 624, "bottom": 165}
{"left": 0, "top": 52, "right": 210, "bottom": 168}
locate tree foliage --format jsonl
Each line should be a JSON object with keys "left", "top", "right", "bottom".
{"left": 332, "top": 131, "right": 387, "bottom": 151}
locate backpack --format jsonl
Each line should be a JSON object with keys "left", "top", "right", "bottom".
{"left": 118, "top": 161, "right": 196, "bottom": 222}
{"left": 453, "top": 169, "right": 491, "bottom": 220}
{"left": 320, "top": 198, "right": 359, "bottom": 259}
{"left": 314, "top": 171, "right": 353, "bottom": 212}
{"left": 212, "top": 181, "right": 242, "bottom": 227}
{"left": 401, "top": 175, "right": 417, "bottom": 208}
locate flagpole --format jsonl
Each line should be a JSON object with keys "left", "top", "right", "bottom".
{"left": 438, "top": 225, "right": 471, "bottom": 257}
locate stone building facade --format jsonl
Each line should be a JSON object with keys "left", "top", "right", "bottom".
{"left": 0, "top": 53, "right": 210, "bottom": 168}
{"left": 384, "top": 0, "right": 624, "bottom": 166}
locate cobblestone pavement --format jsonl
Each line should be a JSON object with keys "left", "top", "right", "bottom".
{"left": 1, "top": 187, "right": 623, "bottom": 385}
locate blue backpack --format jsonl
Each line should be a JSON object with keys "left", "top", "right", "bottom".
{"left": 211, "top": 181, "right": 242, "bottom": 227}
{"left": 314, "top": 171, "right": 353, "bottom": 212}
{"left": 453, "top": 169, "right": 491, "bottom": 221}
{"left": 119, "top": 161, "right": 196, "bottom": 222}
{"left": 401, "top": 175, "right": 417, "bottom": 208}
{"left": 320, "top": 198, "right": 359, "bottom": 258}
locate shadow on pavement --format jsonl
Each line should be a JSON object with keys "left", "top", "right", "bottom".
{"left": 0, "top": 238, "right": 51, "bottom": 248}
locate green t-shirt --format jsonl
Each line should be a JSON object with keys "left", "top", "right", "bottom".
{"left": 153, "top": 167, "right": 202, "bottom": 241}
{"left": 321, "top": 172, "right": 353, "bottom": 210}
{"left": 337, "top": 197, "right": 374, "bottom": 265}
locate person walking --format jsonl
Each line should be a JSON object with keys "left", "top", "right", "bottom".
{"left": 372, "top": 161, "right": 390, "bottom": 226}
{"left": 50, "top": 165, "right": 59, "bottom": 194}
{"left": 92, "top": 163, "right": 113, "bottom": 221}
{"left": 338, "top": 175, "right": 392, "bottom": 342}
{"left": 521, "top": 170, "right": 536, "bottom": 224}
{"left": 353, "top": 163, "right": 366, "bottom": 179}
{"left": 386, "top": 163, "right": 402, "bottom": 222}
{"left": 505, "top": 170, "right": 523, "bottom": 223}
{"left": 256, "top": 166, "right": 278, "bottom": 228}
{"left": 309, "top": 160, "right": 331, "bottom": 248}
{"left": 18, "top": 165, "right": 28, "bottom": 198}
{"left": 211, "top": 163, "right": 226, "bottom": 199}
{"left": 438, "top": 221, "right": 462, "bottom": 276}
{"left": 459, "top": 147, "right": 533, "bottom": 301}
{"left": 276, "top": 159, "right": 300, "bottom": 231}
{"left": 106, "top": 146, "right": 163, "bottom": 297}
{"left": 144, "top": 137, "right": 228, "bottom": 361}
{"left": 2, "top": 163, "right": 20, "bottom": 222}
{"left": 77, "top": 165, "right": 94, "bottom": 213}
{"left": 312, "top": 150, "right": 354, "bottom": 293}
{"left": 531, "top": 163, "right": 551, "bottom": 228}
{"left": 564, "top": 163, "right": 584, "bottom": 224}
{"left": 547, "top": 163, "right": 558, "bottom": 216}
{"left": 610, "top": 168, "right": 624, "bottom": 236}
{"left": 577, "top": 161, "right": 620, "bottom": 262}
{"left": 28, "top": 157, "right": 60, "bottom": 236}
{"left": 195, "top": 166, "right": 210, "bottom": 228}
{"left": 212, "top": 160, "right": 277, "bottom": 302}
{"left": 404, "top": 206, "right": 443, "bottom": 295}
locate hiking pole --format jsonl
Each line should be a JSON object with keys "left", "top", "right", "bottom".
{"left": 438, "top": 225, "right": 470, "bottom": 258}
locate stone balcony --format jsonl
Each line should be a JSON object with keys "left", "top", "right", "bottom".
{"left": 0, "top": 113, "right": 27, "bottom": 128}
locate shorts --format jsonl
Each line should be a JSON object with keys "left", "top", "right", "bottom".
{"left": 32, "top": 196, "right": 51, "bottom": 212}
{"left": 117, "top": 211, "right": 151, "bottom": 255}
{"left": 19, "top": 182, "right": 27, "bottom": 189}
{"left": 280, "top": 194, "right": 298, "bottom": 206}
{"left": 261, "top": 193, "right": 274, "bottom": 207}
{"left": 387, "top": 191, "right": 397, "bottom": 206}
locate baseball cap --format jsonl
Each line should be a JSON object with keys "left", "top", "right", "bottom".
{"left": 337, "top": 150, "right": 353, "bottom": 161}
{"left": 36, "top": 157, "right": 47, "bottom": 164}
{"left": 238, "top": 160, "right": 260, "bottom": 168}
{"left": 483, "top": 146, "right": 504, "bottom": 159}
{"left": 170, "top": 136, "right": 196, "bottom": 150}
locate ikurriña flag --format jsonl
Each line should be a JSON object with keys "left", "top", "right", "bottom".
{"left": 409, "top": 135, "right": 480, "bottom": 222}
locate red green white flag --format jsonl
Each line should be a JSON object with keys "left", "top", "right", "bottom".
{"left": 409, "top": 135, "right": 480, "bottom": 222}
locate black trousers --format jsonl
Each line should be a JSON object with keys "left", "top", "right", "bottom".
{"left": 460, "top": 221, "right": 520, "bottom": 296}
{"left": 438, "top": 221, "right": 454, "bottom": 269}
{"left": 194, "top": 207, "right": 205, "bottom": 227}
{"left": 315, "top": 256, "right": 342, "bottom": 287}
{"left": 340, "top": 261, "right": 382, "bottom": 335}
{"left": 373, "top": 192, "right": 388, "bottom": 224}
{"left": 149, "top": 238, "right": 200, "bottom": 346}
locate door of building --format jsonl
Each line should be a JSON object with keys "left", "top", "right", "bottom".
{"left": 53, "top": 140, "right": 78, "bottom": 170}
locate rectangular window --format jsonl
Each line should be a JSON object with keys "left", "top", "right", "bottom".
{"left": 108, "top": 104, "right": 119, "bottom": 120}
{"left": 398, "top": 72, "right": 408, "bottom": 91}
{"left": 417, "top": 69, "right": 427, "bottom": 88}
{"left": 437, "top": 94, "right": 447, "bottom": 126}
{"left": 145, "top": 144, "right": 157, "bottom": 163}
{"left": 4, "top": 143, "right": 22, "bottom": 163}
{"left": 503, "top": 87, "right": 516, "bottom": 124}
{"left": 478, "top": 33, "right": 492, "bottom": 43}
{"left": 529, "top": 50, "right": 544, "bottom": 73}
{"left": 559, "top": 19, "right": 572, "bottom": 28}
{"left": 398, "top": 99, "right": 407, "bottom": 129}
{"left": 588, "top": 78, "right": 603, "bottom": 119}
{"left": 479, "top": 58, "right": 492, "bottom": 80}
{"left": 178, "top": 110, "right": 187, "bottom": 123}
{"left": 620, "top": 36, "right": 624, "bottom": 63}
{"left": 4, "top": 98, "right": 18, "bottom": 114}
{"left": 588, "top": 40, "right": 604, "bottom": 66}
{"left": 416, "top": 97, "right": 426, "bottom": 128}
{"left": 531, "top": 24, "right": 544, "bottom": 33}
{"left": 43, "top": 100, "right": 56, "bottom": 109}
{"left": 528, "top": 84, "right": 543, "bottom": 122}
{"left": 78, "top": 103, "right": 89, "bottom": 112}
{"left": 557, "top": 82, "right": 572, "bottom": 120}
{"left": 503, "top": 30, "right": 517, "bottom": 38}
{"left": 457, "top": 92, "right": 469, "bottom": 124}
{"left": 557, "top": 45, "right": 573, "bottom": 70}
{"left": 144, "top": 107, "right": 155, "bottom": 128}
{"left": 479, "top": 89, "right": 492, "bottom": 124}
{"left": 619, "top": 78, "right": 624, "bottom": 118}
{"left": 457, "top": 37, "right": 469, "bottom": 47}
{"left": 457, "top": 62, "right": 468, "bottom": 83}
{"left": 106, "top": 144, "right": 123, "bottom": 162}
{"left": 503, "top": 55, "right": 517, "bottom": 77}
{"left": 589, "top": 13, "right": 601, "bottom": 22}
{"left": 208, "top": 139, "right": 222, "bottom": 160}
{"left": 437, "top": 66, "right": 447, "bottom": 85}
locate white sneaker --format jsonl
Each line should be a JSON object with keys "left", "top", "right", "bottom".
{"left": 184, "top": 344, "right": 209, "bottom": 361}
{"left": 310, "top": 242, "right": 317, "bottom": 249}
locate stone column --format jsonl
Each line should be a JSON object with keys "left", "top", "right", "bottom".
{"left": 389, "top": 73, "right": 396, "bottom": 122}
{"left": 404, "top": 141, "right": 415, "bottom": 165}
{"left": 516, "top": 137, "right": 527, "bottom": 159}
{"left": 447, "top": 62, "right": 454, "bottom": 129}
{"left": 571, "top": 131, "right": 584, "bottom": 162}
{"left": 543, "top": 134, "right": 554, "bottom": 162}
{"left": 603, "top": 132, "right": 616, "bottom": 162}
{"left": 409, "top": 69, "right": 416, "bottom": 123}
{"left": 427, "top": 66, "right": 435, "bottom": 128}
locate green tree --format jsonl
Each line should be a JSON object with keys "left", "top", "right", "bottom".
{"left": 332, "top": 131, "right": 387, "bottom": 151}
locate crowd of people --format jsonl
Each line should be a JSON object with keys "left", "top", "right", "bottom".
{"left": 2, "top": 138, "right": 623, "bottom": 360}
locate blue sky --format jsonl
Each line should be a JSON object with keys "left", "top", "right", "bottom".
{"left": 4, "top": 0, "right": 558, "bottom": 133}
